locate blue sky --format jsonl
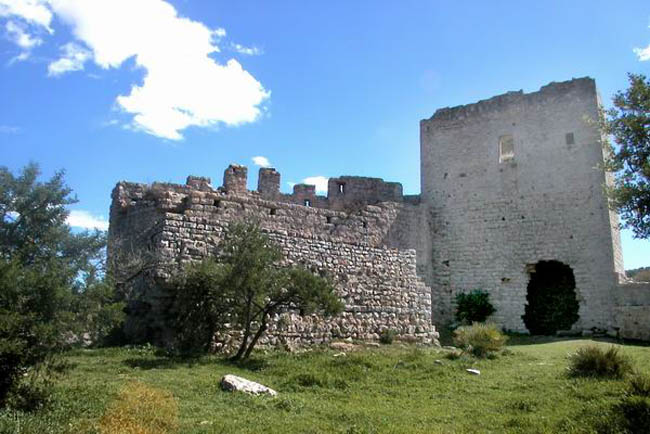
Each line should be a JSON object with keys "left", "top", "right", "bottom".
{"left": 0, "top": 0, "right": 649, "bottom": 269}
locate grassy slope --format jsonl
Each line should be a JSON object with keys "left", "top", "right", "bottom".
{"left": 2, "top": 338, "right": 649, "bottom": 433}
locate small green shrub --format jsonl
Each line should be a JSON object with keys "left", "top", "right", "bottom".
{"left": 454, "top": 290, "right": 495, "bottom": 325}
{"left": 453, "top": 323, "right": 507, "bottom": 358}
{"left": 379, "top": 329, "right": 396, "bottom": 345}
{"left": 567, "top": 345, "right": 633, "bottom": 379}
{"left": 615, "top": 396, "right": 650, "bottom": 434}
{"left": 628, "top": 373, "right": 650, "bottom": 397}
{"left": 444, "top": 350, "right": 463, "bottom": 360}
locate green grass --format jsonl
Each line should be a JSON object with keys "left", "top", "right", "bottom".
{"left": 1, "top": 338, "right": 649, "bottom": 433}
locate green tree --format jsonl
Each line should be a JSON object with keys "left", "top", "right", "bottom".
{"left": 602, "top": 73, "right": 650, "bottom": 239}
{"left": 169, "top": 221, "right": 343, "bottom": 360}
{"left": 0, "top": 163, "right": 119, "bottom": 408}
{"left": 167, "top": 258, "right": 229, "bottom": 355}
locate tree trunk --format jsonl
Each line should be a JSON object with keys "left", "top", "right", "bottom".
{"left": 242, "top": 315, "right": 268, "bottom": 360}
{"left": 231, "top": 328, "right": 250, "bottom": 361}
{"left": 231, "top": 297, "right": 253, "bottom": 361}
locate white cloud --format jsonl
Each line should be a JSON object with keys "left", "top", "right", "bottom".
{"left": 634, "top": 44, "right": 650, "bottom": 61}
{"left": 232, "top": 43, "right": 263, "bottom": 56}
{"left": 0, "top": 0, "right": 269, "bottom": 141}
{"left": 0, "top": 125, "right": 20, "bottom": 133}
{"left": 302, "top": 176, "right": 329, "bottom": 194}
{"left": 252, "top": 156, "right": 271, "bottom": 167}
{"left": 8, "top": 51, "right": 30, "bottom": 64}
{"left": 0, "top": 0, "right": 52, "bottom": 30}
{"left": 48, "top": 42, "right": 90, "bottom": 76}
{"left": 66, "top": 210, "right": 109, "bottom": 231}
{"left": 5, "top": 20, "right": 41, "bottom": 48}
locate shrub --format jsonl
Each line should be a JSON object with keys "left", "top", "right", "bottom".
{"left": 379, "top": 329, "right": 396, "bottom": 345}
{"left": 453, "top": 323, "right": 507, "bottom": 358}
{"left": 628, "top": 373, "right": 650, "bottom": 397}
{"left": 98, "top": 381, "right": 178, "bottom": 434}
{"left": 615, "top": 396, "right": 650, "bottom": 434}
{"left": 454, "top": 290, "right": 495, "bottom": 325}
{"left": 444, "top": 350, "right": 463, "bottom": 360}
{"left": 567, "top": 345, "right": 633, "bottom": 379}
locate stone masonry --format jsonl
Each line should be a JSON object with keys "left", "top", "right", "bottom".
{"left": 108, "top": 76, "right": 649, "bottom": 343}
{"left": 109, "top": 176, "right": 436, "bottom": 346}
{"left": 419, "top": 77, "right": 624, "bottom": 332}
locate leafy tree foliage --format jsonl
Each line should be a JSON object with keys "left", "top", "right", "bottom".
{"left": 602, "top": 73, "right": 650, "bottom": 239}
{"left": 169, "top": 221, "right": 343, "bottom": 360}
{"left": 167, "top": 258, "right": 229, "bottom": 354}
{"left": 0, "top": 163, "right": 121, "bottom": 408}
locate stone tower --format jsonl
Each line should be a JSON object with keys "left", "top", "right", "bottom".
{"left": 419, "top": 77, "right": 624, "bottom": 332}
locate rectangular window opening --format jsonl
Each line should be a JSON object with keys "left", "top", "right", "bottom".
{"left": 565, "top": 132, "right": 575, "bottom": 145}
{"left": 499, "top": 134, "right": 515, "bottom": 163}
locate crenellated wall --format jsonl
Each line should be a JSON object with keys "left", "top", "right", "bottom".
{"left": 108, "top": 76, "right": 646, "bottom": 343}
{"left": 109, "top": 174, "right": 437, "bottom": 346}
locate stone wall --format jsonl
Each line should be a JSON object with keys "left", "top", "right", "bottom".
{"left": 326, "top": 176, "right": 404, "bottom": 211}
{"left": 615, "top": 281, "right": 650, "bottom": 341}
{"left": 109, "top": 178, "right": 437, "bottom": 346}
{"left": 108, "top": 76, "right": 642, "bottom": 342}
{"left": 419, "top": 77, "right": 624, "bottom": 332}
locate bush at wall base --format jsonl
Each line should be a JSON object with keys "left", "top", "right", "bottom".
{"left": 454, "top": 290, "right": 496, "bottom": 326}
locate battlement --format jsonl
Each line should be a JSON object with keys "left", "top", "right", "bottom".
{"left": 423, "top": 77, "right": 596, "bottom": 124}
{"left": 107, "top": 76, "right": 634, "bottom": 344}
{"left": 113, "top": 164, "right": 412, "bottom": 212}
{"left": 108, "top": 165, "right": 435, "bottom": 346}
{"left": 109, "top": 164, "right": 419, "bottom": 251}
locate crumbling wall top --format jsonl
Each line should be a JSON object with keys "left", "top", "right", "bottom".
{"left": 223, "top": 164, "right": 248, "bottom": 194}
{"left": 423, "top": 77, "right": 596, "bottom": 124}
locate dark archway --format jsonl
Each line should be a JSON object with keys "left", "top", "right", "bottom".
{"left": 522, "top": 260, "right": 579, "bottom": 335}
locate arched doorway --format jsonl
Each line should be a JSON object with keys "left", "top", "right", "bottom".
{"left": 522, "top": 260, "right": 579, "bottom": 335}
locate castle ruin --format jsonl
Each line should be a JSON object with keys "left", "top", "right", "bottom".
{"left": 108, "top": 77, "right": 650, "bottom": 344}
